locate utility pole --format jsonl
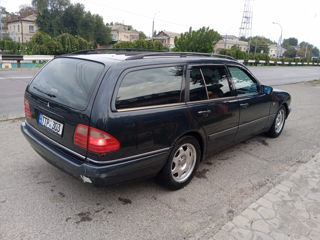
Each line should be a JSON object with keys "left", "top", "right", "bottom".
{"left": 304, "top": 44, "right": 308, "bottom": 58}
{"left": 0, "top": 10, "right": 2, "bottom": 40}
{"left": 151, "top": 11, "right": 159, "bottom": 41}
{"left": 272, "top": 22, "right": 283, "bottom": 58}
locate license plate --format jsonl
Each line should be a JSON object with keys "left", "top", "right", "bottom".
{"left": 38, "top": 113, "right": 63, "bottom": 136}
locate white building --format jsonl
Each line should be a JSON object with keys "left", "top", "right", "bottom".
{"left": 268, "top": 44, "right": 286, "bottom": 58}
{"left": 214, "top": 35, "right": 249, "bottom": 52}
{"left": 7, "top": 14, "right": 37, "bottom": 43}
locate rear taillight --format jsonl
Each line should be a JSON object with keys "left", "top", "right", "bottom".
{"left": 73, "top": 124, "right": 120, "bottom": 154}
{"left": 24, "top": 98, "right": 31, "bottom": 119}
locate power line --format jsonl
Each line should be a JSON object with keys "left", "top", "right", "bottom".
{"left": 75, "top": 0, "right": 190, "bottom": 28}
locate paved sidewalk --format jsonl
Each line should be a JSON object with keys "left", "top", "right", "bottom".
{"left": 211, "top": 153, "right": 320, "bottom": 240}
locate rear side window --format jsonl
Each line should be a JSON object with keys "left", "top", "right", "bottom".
{"left": 201, "top": 66, "right": 232, "bottom": 99}
{"left": 116, "top": 66, "right": 183, "bottom": 110}
{"left": 29, "top": 58, "right": 104, "bottom": 110}
{"left": 189, "top": 65, "right": 232, "bottom": 101}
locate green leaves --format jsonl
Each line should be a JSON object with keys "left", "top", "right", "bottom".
{"left": 26, "top": 31, "right": 92, "bottom": 55}
{"left": 173, "top": 27, "right": 221, "bottom": 53}
{"left": 32, "top": 0, "right": 111, "bottom": 46}
{"left": 112, "top": 39, "right": 168, "bottom": 51}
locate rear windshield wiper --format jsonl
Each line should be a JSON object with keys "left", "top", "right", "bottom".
{"left": 33, "top": 86, "right": 56, "bottom": 98}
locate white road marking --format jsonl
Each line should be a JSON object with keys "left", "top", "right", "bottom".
{"left": 0, "top": 76, "right": 33, "bottom": 79}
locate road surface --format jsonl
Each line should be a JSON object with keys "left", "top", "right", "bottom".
{"left": 1, "top": 81, "right": 320, "bottom": 239}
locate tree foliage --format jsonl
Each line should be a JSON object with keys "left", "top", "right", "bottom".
{"left": 283, "top": 46, "right": 297, "bottom": 58}
{"left": 26, "top": 31, "right": 92, "bottom": 55}
{"left": 219, "top": 46, "right": 269, "bottom": 60}
{"left": 282, "top": 37, "right": 298, "bottom": 49}
{"left": 246, "top": 36, "right": 273, "bottom": 54}
{"left": 32, "top": 0, "right": 111, "bottom": 45}
{"left": 173, "top": 27, "right": 221, "bottom": 53}
{"left": 297, "top": 42, "right": 320, "bottom": 58}
{"left": 139, "top": 31, "right": 146, "bottom": 39}
{"left": 113, "top": 39, "right": 168, "bottom": 51}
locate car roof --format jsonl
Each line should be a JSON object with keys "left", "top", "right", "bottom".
{"left": 58, "top": 50, "right": 240, "bottom": 67}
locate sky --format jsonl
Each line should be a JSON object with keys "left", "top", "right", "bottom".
{"left": 1, "top": 0, "right": 320, "bottom": 49}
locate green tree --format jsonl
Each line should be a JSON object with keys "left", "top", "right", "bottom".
{"left": 28, "top": 31, "right": 57, "bottom": 54}
{"left": 283, "top": 47, "right": 297, "bottom": 58}
{"left": 173, "top": 27, "right": 221, "bottom": 53}
{"left": 32, "top": 0, "right": 111, "bottom": 45}
{"left": 282, "top": 37, "right": 298, "bottom": 49}
{"left": 112, "top": 41, "right": 134, "bottom": 49}
{"left": 297, "top": 42, "right": 319, "bottom": 59}
{"left": 248, "top": 36, "right": 272, "bottom": 54}
{"left": 139, "top": 31, "right": 146, "bottom": 39}
{"left": 112, "top": 39, "right": 167, "bottom": 51}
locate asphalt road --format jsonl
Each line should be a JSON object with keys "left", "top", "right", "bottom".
{"left": 0, "top": 66, "right": 320, "bottom": 118}
{"left": 1, "top": 81, "right": 320, "bottom": 239}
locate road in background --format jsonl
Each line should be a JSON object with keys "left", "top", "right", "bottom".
{"left": 1, "top": 82, "right": 320, "bottom": 239}
{"left": 0, "top": 70, "right": 36, "bottom": 118}
{"left": 249, "top": 66, "right": 320, "bottom": 85}
{"left": 0, "top": 66, "right": 320, "bottom": 117}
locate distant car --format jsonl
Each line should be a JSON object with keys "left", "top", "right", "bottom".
{"left": 21, "top": 50, "right": 291, "bottom": 190}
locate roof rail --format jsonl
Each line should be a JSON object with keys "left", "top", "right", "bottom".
{"left": 125, "top": 52, "right": 236, "bottom": 61}
{"left": 68, "top": 48, "right": 236, "bottom": 61}
{"left": 69, "top": 48, "right": 166, "bottom": 55}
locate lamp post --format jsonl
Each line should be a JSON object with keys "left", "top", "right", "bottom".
{"left": 272, "top": 22, "right": 283, "bottom": 58}
{"left": 151, "top": 11, "right": 160, "bottom": 41}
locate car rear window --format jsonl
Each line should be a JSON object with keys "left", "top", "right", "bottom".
{"left": 29, "top": 58, "right": 104, "bottom": 110}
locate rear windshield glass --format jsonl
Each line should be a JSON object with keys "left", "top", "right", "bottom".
{"left": 29, "top": 58, "right": 104, "bottom": 110}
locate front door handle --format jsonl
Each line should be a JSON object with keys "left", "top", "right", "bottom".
{"left": 240, "top": 103, "right": 249, "bottom": 109}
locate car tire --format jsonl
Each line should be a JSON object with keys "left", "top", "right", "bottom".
{"left": 266, "top": 106, "right": 286, "bottom": 138}
{"left": 158, "top": 136, "right": 201, "bottom": 190}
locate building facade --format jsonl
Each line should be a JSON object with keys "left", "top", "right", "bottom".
{"left": 110, "top": 24, "right": 139, "bottom": 43}
{"left": 7, "top": 14, "right": 37, "bottom": 43}
{"left": 214, "top": 35, "right": 249, "bottom": 52}
{"left": 268, "top": 44, "right": 286, "bottom": 58}
{"left": 153, "top": 31, "right": 180, "bottom": 49}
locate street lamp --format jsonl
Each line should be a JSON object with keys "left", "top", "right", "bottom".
{"left": 151, "top": 11, "right": 160, "bottom": 41}
{"left": 272, "top": 22, "right": 283, "bottom": 58}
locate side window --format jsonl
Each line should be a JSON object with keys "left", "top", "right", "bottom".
{"left": 228, "top": 67, "right": 258, "bottom": 95}
{"left": 189, "top": 65, "right": 232, "bottom": 102}
{"left": 189, "top": 67, "right": 207, "bottom": 101}
{"left": 201, "top": 66, "right": 232, "bottom": 99}
{"left": 116, "top": 66, "right": 183, "bottom": 109}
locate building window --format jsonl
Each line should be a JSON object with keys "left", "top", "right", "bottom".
{"left": 29, "top": 25, "right": 35, "bottom": 33}
{"left": 18, "top": 25, "right": 20, "bottom": 32}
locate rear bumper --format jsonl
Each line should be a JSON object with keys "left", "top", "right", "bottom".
{"left": 21, "top": 121, "right": 169, "bottom": 185}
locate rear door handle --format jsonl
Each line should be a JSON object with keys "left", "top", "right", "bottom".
{"left": 240, "top": 103, "right": 249, "bottom": 109}
{"left": 197, "top": 110, "right": 211, "bottom": 117}
{"left": 197, "top": 110, "right": 211, "bottom": 114}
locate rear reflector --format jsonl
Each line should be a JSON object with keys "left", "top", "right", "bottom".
{"left": 73, "top": 124, "right": 120, "bottom": 154}
{"left": 24, "top": 98, "right": 31, "bottom": 119}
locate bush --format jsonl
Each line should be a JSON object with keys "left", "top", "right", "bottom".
{"left": 113, "top": 39, "right": 168, "bottom": 51}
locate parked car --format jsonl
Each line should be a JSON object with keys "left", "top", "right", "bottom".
{"left": 21, "top": 50, "right": 291, "bottom": 190}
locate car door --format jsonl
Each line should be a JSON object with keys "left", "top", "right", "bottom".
{"left": 187, "top": 64, "right": 239, "bottom": 154}
{"left": 227, "top": 65, "right": 272, "bottom": 141}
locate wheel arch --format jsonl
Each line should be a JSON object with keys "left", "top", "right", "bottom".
{"left": 172, "top": 130, "right": 207, "bottom": 162}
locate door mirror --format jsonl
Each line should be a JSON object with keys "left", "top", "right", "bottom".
{"left": 261, "top": 85, "right": 273, "bottom": 95}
